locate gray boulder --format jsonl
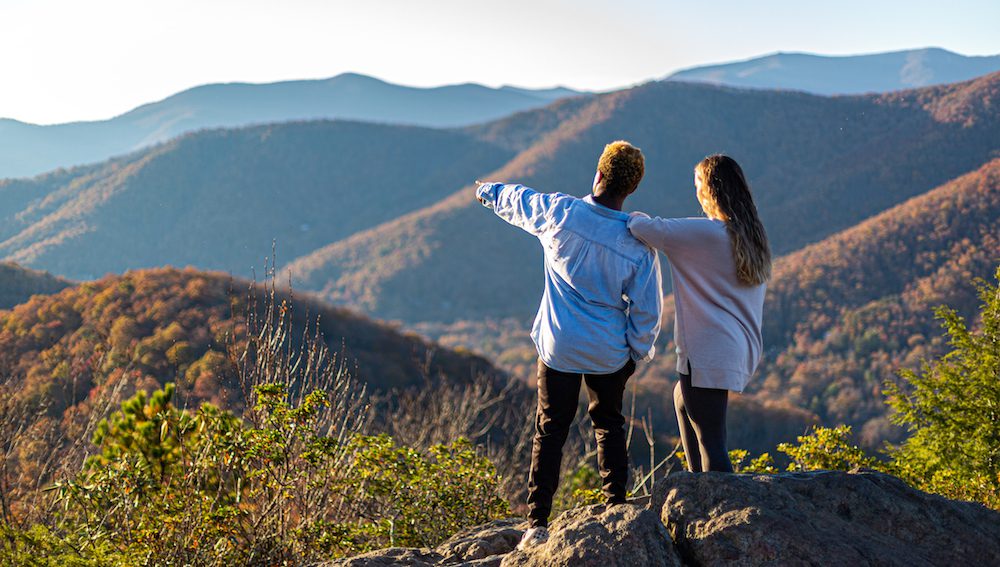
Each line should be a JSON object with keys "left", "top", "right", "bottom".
{"left": 320, "top": 547, "right": 444, "bottom": 567}
{"left": 660, "top": 470, "right": 1000, "bottom": 566}
{"left": 436, "top": 518, "right": 526, "bottom": 565}
{"left": 317, "top": 519, "right": 525, "bottom": 567}
{"left": 501, "top": 503, "right": 681, "bottom": 567}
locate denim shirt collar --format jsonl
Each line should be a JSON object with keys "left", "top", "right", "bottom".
{"left": 581, "top": 194, "right": 630, "bottom": 221}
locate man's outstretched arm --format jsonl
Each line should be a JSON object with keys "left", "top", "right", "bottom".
{"left": 624, "top": 251, "right": 663, "bottom": 362}
{"left": 476, "top": 182, "right": 564, "bottom": 236}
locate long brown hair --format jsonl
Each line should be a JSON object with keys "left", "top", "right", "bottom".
{"left": 695, "top": 155, "right": 771, "bottom": 286}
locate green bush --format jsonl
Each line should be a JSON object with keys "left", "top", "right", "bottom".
{"left": 730, "top": 449, "right": 778, "bottom": 474}
{"left": 34, "top": 381, "right": 510, "bottom": 565}
{"left": 52, "top": 385, "right": 244, "bottom": 565}
{"left": 337, "top": 434, "right": 509, "bottom": 551}
{"left": 778, "top": 425, "right": 879, "bottom": 472}
{"left": 885, "top": 267, "right": 1000, "bottom": 509}
{"left": 729, "top": 267, "right": 1000, "bottom": 511}
{"left": 0, "top": 524, "right": 119, "bottom": 567}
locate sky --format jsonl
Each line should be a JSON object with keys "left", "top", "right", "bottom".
{"left": 2, "top": 0, "right": 999, "bottom": 124}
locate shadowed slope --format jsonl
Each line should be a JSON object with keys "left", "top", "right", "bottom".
{"left": 0, "top": 262, "right": 71, "bottom": 309}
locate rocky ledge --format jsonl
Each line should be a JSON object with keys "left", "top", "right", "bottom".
{"left": 321, "top": 470, "right": 1000, "bottom": 566}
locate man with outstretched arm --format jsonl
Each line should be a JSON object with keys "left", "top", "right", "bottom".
{"left": 475, "top": 140, "right": 662, "bottom": 550}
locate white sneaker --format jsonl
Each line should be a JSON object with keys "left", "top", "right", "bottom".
{"left": 517, "top": 526, "right": 549, "bottom": 551}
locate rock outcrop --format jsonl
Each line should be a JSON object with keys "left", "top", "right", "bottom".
{"left": 660, "top": 470, "right": 1000, "bottom": 566}
{"left": 324, "top": 470, "right": 1000, "bottom": 566}
{"left": 436, "top": 519, "right": 525, "bottom": 565}
{"left": 500, "top": 503, "right": 681, "bottom": 567}
{"left": 321, "top": 519, "right": 525, "bottom": 567}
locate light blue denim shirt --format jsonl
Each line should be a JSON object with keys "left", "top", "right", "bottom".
{"left": 477, "top": 182, "right": 662, "bottom": 374}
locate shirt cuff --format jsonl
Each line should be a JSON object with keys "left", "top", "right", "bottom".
{"left": 631, "top": 344, "right": 656, "bottom": 363}
{"left": 476, "top": 182, "right": 502, "bottom": 208}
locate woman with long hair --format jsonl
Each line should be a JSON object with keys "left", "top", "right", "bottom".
{"left": 628, "top": 154, "right": 771, "bottom": 472}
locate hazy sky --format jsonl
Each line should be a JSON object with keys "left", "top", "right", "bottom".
{"left": 2, "top": 0, "right": 999, "bottom": 124}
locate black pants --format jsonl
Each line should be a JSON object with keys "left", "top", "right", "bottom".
{"left": 674, "top": 365, "right": 733, "bottom": 473}
{"left": 527, "top": 357, "right": 636, "bottom": 528}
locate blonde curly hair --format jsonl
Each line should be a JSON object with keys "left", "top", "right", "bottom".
{"left": 597, "top": 141, "right": 644, "bottom": 197}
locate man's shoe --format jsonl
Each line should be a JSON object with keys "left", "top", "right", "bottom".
{"left": 517, "top": 526, "right": 549, "bottom": 550}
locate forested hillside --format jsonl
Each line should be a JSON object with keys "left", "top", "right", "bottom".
{"left": 0, "top": 266, "right": 503, "bottom": 516}
{"left": 634, "top": 159, "right": 1000, "bottom": 447}
{"left": 756, "top": 158, "right": 1000, "bottom": 445}
{"left": 0, "top": 267, "right": 495, "bottom": 409}
{"left": 0, "top": 121, "right": 514, "bottom": 279}
{"left": 286, "top": 72, "right": 1000, "bottom": 323}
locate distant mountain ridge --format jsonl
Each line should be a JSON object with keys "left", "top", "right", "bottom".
{"left": 5, "top": 47, "right": 998, "bottom": 180}
{"left": 667, "top": 47, "right": 1000, "bottom": 95}
{"left": 0, "top": 73, "right": 582, "bottom": 179}
{"left": 3, "top": 72, "right": 998, "bottom": 320}
{"left": 284, "top": 72, "right": 1000, "bottom": 323}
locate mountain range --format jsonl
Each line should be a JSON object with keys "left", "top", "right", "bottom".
{"left": 4, "top": 47, "right": 997, "bottom": 181}
{"left": 1, "top": 55, "right": 999, "bottom": 454}
{"left": 0, "top": 74, "right": 581, "bottom": 179}
{"left": 2, "top": 71, "right": 998, "bottom": 322}
{"left": 285, "top": 71, "right": 1000, "bottom": 323}
{"left": 666, "top": 47, "right": 1000, "bottom": 95}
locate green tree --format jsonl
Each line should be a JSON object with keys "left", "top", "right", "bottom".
{"left": 87, "top": 383, "right": 197, "bottom": 481}
{"left": 56, "top": 384, "right": 243, "bottom": 565}
{"left": 885, "top": 266, "right": 1000, "bottom": 509}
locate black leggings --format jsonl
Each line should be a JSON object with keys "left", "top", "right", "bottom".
{"left": 674, "top": 366, "right": 733, "bottom": 473}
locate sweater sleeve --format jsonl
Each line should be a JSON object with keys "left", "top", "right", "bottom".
{"left": 628, "top": 215, "right": 703, "bottom": 256}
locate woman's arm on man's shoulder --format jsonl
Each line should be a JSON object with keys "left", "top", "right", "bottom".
{"left": 627, "top": 212, "right": 670, "bottom": 251}
{"left": 628, "top": 213, "right": 705, "bottom": 254}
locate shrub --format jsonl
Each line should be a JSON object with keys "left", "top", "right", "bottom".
{"left": 336, "top": 434, "right": 509, "bottom": 551}
{"left": 47, "top": 380, "right": 510, "bottom": 565}
{"left": 778, "top": 425, "right": 879, "bottom": 472}
{"left": 884, "top": 267, "right": 1000, "bottom": 509}
{"left": 553, "top": 463, "right": 604, "bottom": 510}
{"left": 730, "top": 449, "right": 778, "bottom": 474}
